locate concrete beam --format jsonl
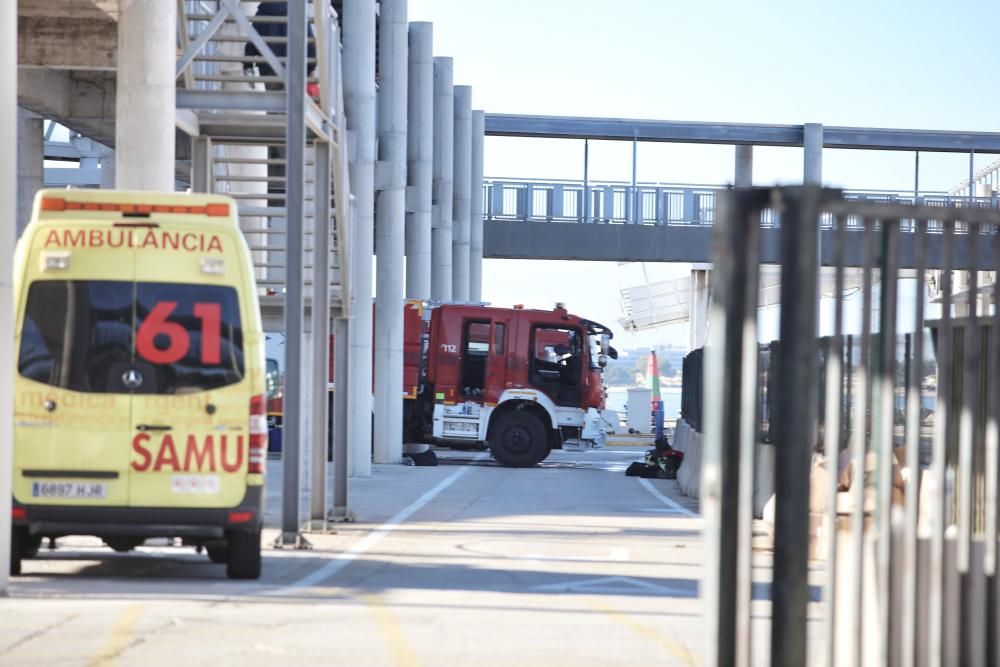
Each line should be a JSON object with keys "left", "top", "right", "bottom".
{"left": 484, "top": 219, "right": 995, "bottom": 270}
{"left": 486, "top": 113, "right": 1000, "bottom": 153}
{"left": 18, "top": 69, "right": 116, "bottom": 145}
{"left": 19, "top": 0, "right": 118, "bottom": 20}
{"left": 18, "top": 16, "right": 117, "bottom": 70}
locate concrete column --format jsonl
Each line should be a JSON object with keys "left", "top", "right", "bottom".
{"left": 431, "top": 57, "right": 454, "bottom": 301}
{"left": 116, "top": 0, "right": 176, "bottom": 190}
{"left": 344, "top": 0, "right": 377, "bottom": 478}
{"left": 373, "top": 0, "right": 407, "bottom": 465}
{"left": 451, "top": 86, "right": 472, "bottom": 302}
{"left": 16, "top": 109, "right": 43, "bottom": 236}
{"left": 405, "top": 22, "right": 433, "bottom": 300}
{"left": 99, "top": 153, "right": 116, "bottom": 190}
{"left": 690, "top": 266, "right": 710, "bottom": 350}
{"left": 803, "top": 123, "right": 823, "bottom": 186}
{"left": 0, "top": 0, "right": 15, "bottom": 592}
{"left": 735, "top": 144, "right": 753, "bottom": 187}
{"left": 469, "top": 110, "right": 485, "bottom": 302}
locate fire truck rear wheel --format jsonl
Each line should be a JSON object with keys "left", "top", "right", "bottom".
{"left": 489, "top": 411, "right": 549, "bottom": 467}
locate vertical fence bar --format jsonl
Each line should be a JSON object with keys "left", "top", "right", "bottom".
{"left": 875, "top": 218, "right": 900, "bottom": 664}
{"left": 823, "top": 214, "right": 847, "bottom": 667}
{"left": 771, "top": 186, "right": 821, "bottom": 667}
{"left": 703, "top": 189, "right": 765, "bottom": 666}
{"left": 987, "top": 224, "right": 1000, "bottom": 667}
{"left": 928, "top": 219, "right": 955, "bottom": 667}
{"left": 735, "top": 194, "right": 762, "bottom": 667}
{"left": 958, "top": 220, "right": 981, "bottom": 665}
{"left": 847, "top": 215, "right": 876, "bottom": 667}
{"left": 902, "top": 218, "right": 927, "bottom": 667}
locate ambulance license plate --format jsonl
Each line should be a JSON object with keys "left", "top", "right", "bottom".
{"left": 32, "top": 481, "right": 107, "bottom": 499}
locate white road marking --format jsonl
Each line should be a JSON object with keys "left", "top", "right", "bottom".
{"left": 268, "top": 452, "right": 489, "bottom": 594}
{"left": 636, "top": 478, "right": 697, "bottom": 517}
{"left": 534, "top": 575, "right": 689, "bottom": 596}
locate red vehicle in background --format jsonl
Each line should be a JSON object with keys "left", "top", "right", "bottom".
{"left": 269, "top": 301, "right": 617, "bottom": 467}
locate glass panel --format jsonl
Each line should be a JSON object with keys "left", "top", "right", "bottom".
{"left": 465, "top": 321, "right": 491, "bottom": 354}
{"left": 18, "top": 280, "right": 133, "bottom": 393}
{"left": 135, "top": 283, "right": 244, "bottom": 394}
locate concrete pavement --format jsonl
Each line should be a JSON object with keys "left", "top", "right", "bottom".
{"left": 1, "top": 447, "right": 706, "bottom": 666}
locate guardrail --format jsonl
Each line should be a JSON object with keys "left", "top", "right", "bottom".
{"left": 484, "top": 177, "right": 1000, "bottom": 226}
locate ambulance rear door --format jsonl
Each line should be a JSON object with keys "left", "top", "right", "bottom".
{"left": 13, "top": 221, "right": 138, "bottom": 507}
{"left": 128, "top": 223, "right": 252, "bottom": 508}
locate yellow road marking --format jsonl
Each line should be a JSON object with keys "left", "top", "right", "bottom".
{"left": 87, "top": 603, "right": 144, "bottom": 667}
{"left": 362, "top": 594, "right": 422, "bottom": 667}
{"left": 586, "top": 597, "right": 698, "bottom": 666}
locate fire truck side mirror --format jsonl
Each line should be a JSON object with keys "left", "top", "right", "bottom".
{"left": 598, "top": 354, "right": 608, "bottom": 368}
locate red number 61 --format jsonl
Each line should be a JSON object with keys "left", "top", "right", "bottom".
{"left": 136, "top": 301, "right": 222, "bottom": 365}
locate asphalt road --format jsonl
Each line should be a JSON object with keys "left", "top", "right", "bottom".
{"left": 1, "top": 447, "right": 706, "bottom": 666}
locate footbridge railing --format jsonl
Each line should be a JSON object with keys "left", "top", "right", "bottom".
{"left": 484, "top": 177, "right": 1000, "bottom": 226}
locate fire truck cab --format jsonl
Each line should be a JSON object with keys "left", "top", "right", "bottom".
{"left": 404, "top": 302, "right": 615, "bottom": 467}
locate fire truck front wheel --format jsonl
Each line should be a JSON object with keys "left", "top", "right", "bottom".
{"left": 489, "top": 411, "right": 549, "bottom": 467}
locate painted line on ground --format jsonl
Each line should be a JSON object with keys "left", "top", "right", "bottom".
{"left": 637, "top": 477, "right": 698, "bottom": 517}
{"left": 87, "top": 603, "right": 144, "bottom": 667}
{"left": 269, "top": 452, "right": 490, "bottom": 593}
{"left": 586, "top": 597, "right": 698, "bottom": 665}
{"left": 362, "top": 593, "right": 423, "bottom": 667}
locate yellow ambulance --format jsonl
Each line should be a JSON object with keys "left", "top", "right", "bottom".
{"left": 10, "top": 189, "right": 267, "bottom": 579}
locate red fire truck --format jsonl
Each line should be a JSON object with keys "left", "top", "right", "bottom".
{"left": 269, "top": 301, "right": 617, "bottom": 467}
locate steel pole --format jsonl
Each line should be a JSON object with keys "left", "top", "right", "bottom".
{"left": 374, "top": 0, "right": 407, "bottom": 464}
{"left": 330, "top": 317, "right": 351, "bottom": 519}
{"left": 469, "top": 110, "right": 485, "bottom": 302}
{"left": 0, "top": 0, "right": 17, "bottom": 592}
{"left": 431, "top": 57, "right": 454, "bottom": 301}
{"left": 344, "top": 0, "right": 377, "bottom": 477}
{"left": 116, "top": 0, "right": 176, "bottom": 189}
{"left": 279, "top": 0, "right": 308, "bottom": 545}
{"left": 630, "top": 134, "right": 638, "bottom": 223}
{"left": 735, "top": 144, "right": 753, "bottom": 187}
{"left": 405, "top": 22, "right": 433, "bottom": 300}
{"left": 310, "top": 143, "right": 332, "bottom": 522}
{"left": 451, "top": 85, "right": 472, "bottom": 302}
{"left": 803, "top": 123, "right": 823, "bottom": 186}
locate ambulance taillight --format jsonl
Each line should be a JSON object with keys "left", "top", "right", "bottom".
{"left": 249, "top": 395, "right": 268, "bottom": 474}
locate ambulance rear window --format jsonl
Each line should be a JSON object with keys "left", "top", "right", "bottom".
{"left": 18, "top": 280, "right": 244, "bottom": 394}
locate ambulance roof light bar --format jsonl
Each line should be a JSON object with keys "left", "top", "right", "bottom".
{"left": 40, "top": 197, "right": 230, "bottom": 217}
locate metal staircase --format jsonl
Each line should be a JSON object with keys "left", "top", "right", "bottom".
{"left": 176, "top": 0, "right": 351, "bottom": 329}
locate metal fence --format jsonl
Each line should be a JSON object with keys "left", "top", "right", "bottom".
{"left": 703, "top": 186, "right": 1000, "bottom": 666}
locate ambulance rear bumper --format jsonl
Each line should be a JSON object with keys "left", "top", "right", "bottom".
{"left": 12, "top": 486, "right": 264, "bottom": 539}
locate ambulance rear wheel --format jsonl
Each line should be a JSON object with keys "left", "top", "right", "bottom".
{"left": 489, "top": 412, "right": 548, "bottom": 467}
{"left": 10, "top": 528, "right": 24, "bottom": 575}
{"left": 226, "top": 529, "right": 261, "bottom": 580}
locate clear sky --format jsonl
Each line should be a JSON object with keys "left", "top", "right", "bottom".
{"left": 407, "top": 0, "right": 1000, "bottom": 351}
